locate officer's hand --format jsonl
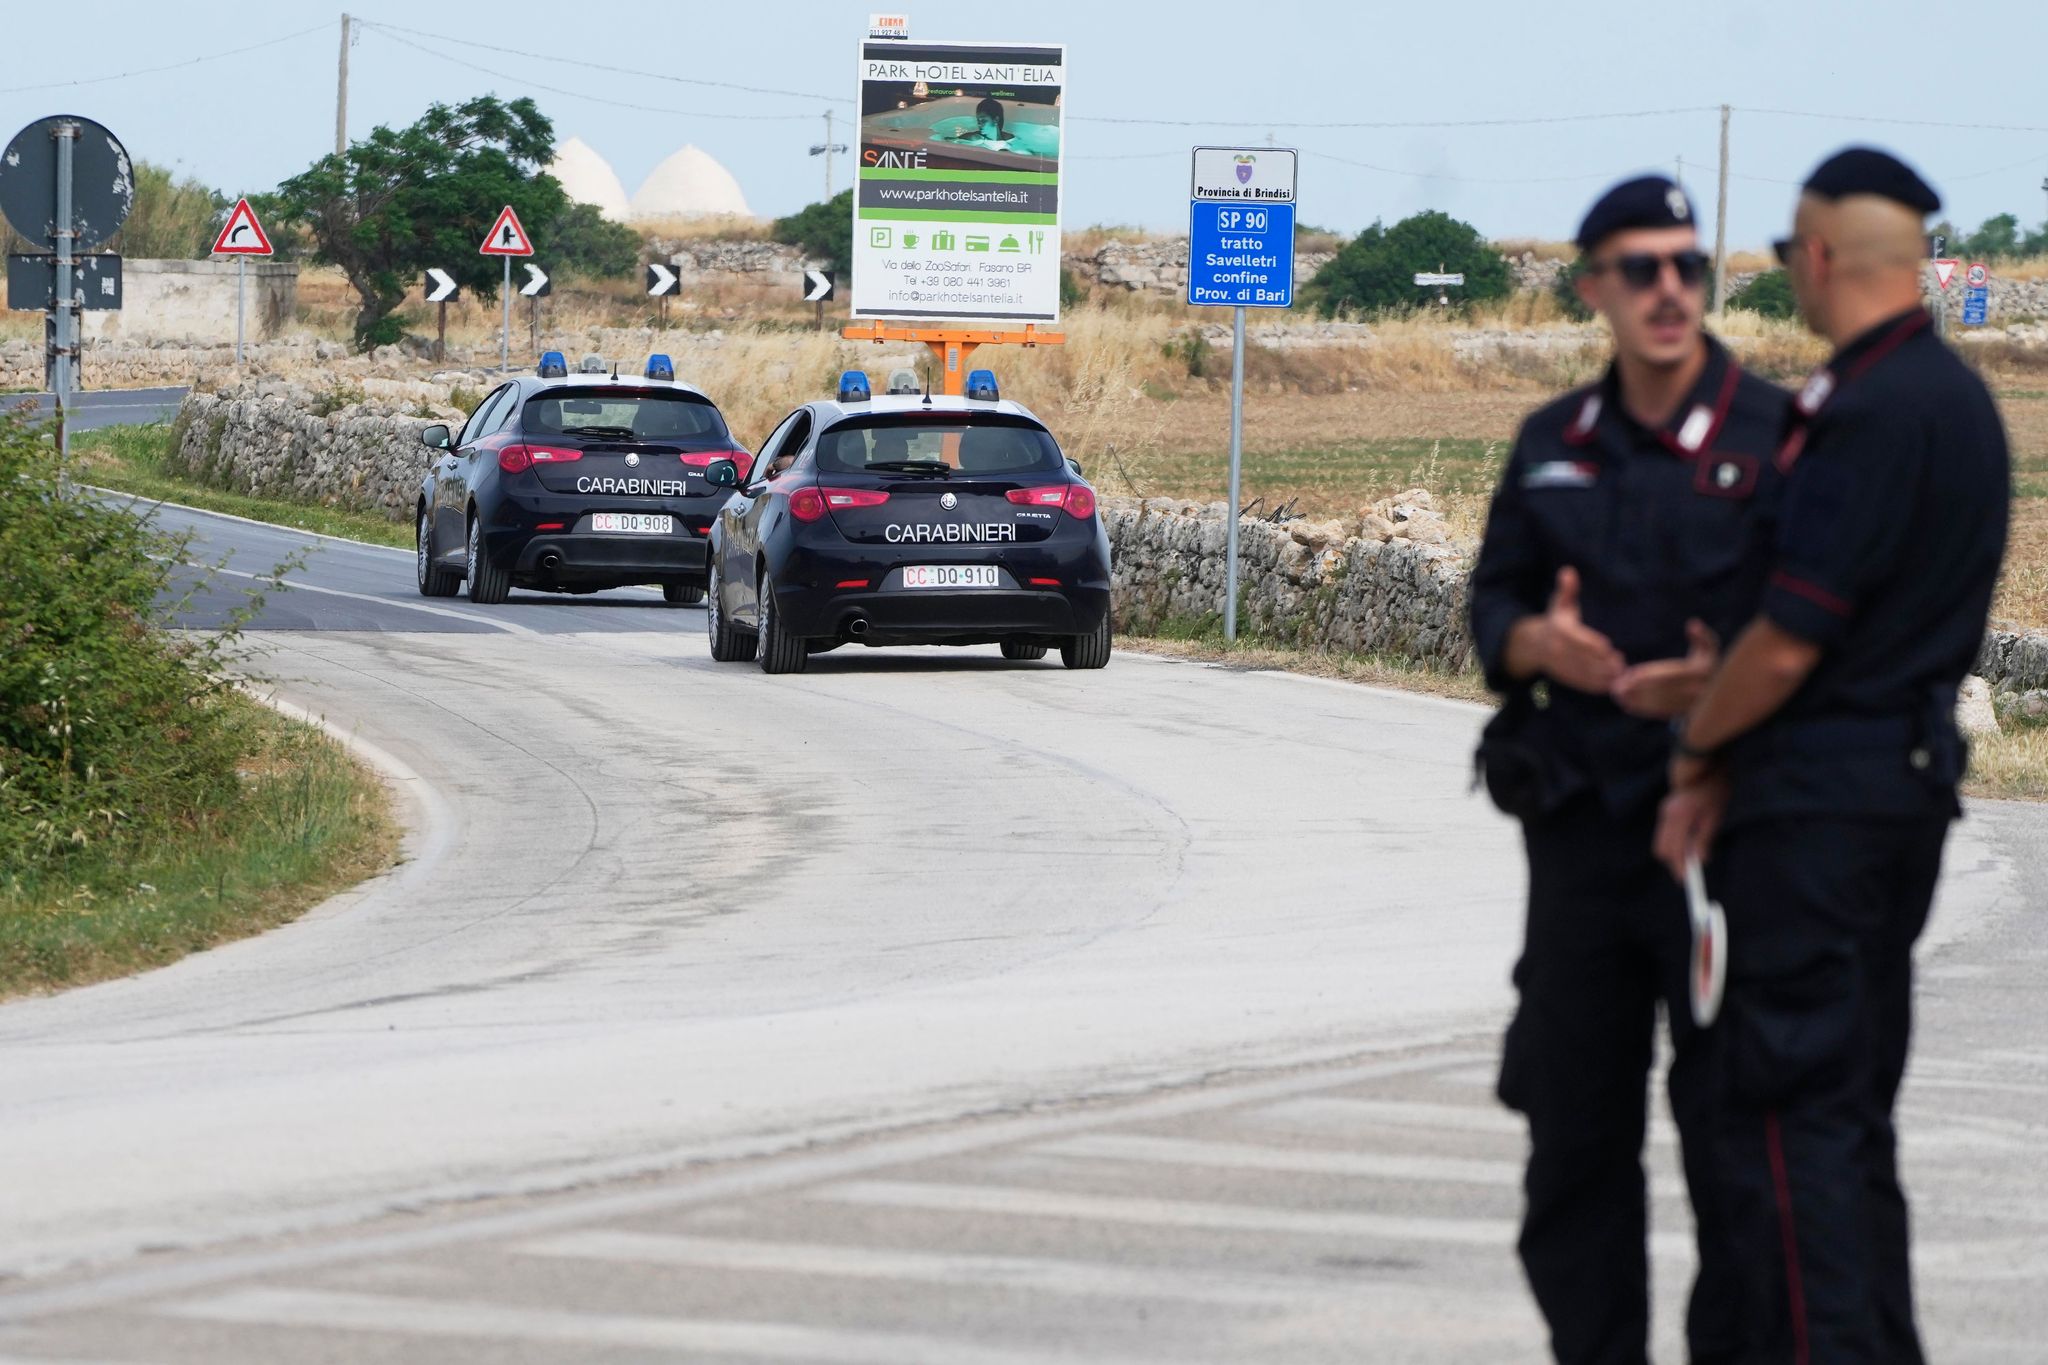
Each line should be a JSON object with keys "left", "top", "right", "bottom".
{"left": 1610, "top": 619, "right": 1720, "bottom": 719}
{"left": 1655, "top": 768, "right": 1729, "bottom": 882}
{"left": 1539, "top": 566, "right": 1625, "bottom": 694}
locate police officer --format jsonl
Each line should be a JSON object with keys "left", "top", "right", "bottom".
{"left": 1470, "top": 175, "right": 1792, "bottom": 1365}
{"left": 1657, "top": 148, "right": 2010, "bottom": 1364}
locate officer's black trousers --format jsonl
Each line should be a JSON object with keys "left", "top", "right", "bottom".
{"left": 1500, "top": 796, "right": 1740, "bottom": 1365}
{"left": 1709, "top": 815, "right": 1948, "bottom": 1365}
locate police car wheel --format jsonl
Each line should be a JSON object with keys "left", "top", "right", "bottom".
{"left": 1000, "top": 641, "right": 1048, "bottom": 661}
{"left": 705, "top": 562, "right": 756, "bottom": 663}
{"left": 663, "top": 583, "right": 706, "bottom": 606}
{"left": 757, "top": 575, "right": 808, "bottom": 675}
{"left": 1059, "top": 611, "right": 1112, "bottom": 670}
{"left": 465, "top": 515, "right": 510, "bottom": 605}
{"left": 417, "top": 507, "right": 459, "bottom": 598}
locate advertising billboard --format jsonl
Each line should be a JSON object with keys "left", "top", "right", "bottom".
{"left": 851, "top": 40, "right": 1065, "bottom": 322}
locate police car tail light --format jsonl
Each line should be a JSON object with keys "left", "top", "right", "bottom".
{"left": 498, "top": 445, "right": 580, "bottom": 474}
{"left": 681, "top": 449, "right": 755, "bottom": 479}
{"left": 1006, "top": 485, "right": 1095, "bottom": 518}
{"left": 823, "top": 488, "right": 890, "bottom": 509}
{"left": 789, "top": 487, "right": 829, "bottom": 522}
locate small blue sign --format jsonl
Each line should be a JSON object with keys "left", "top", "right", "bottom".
{"left": 1187, "top": 201, "right": 1295, "bottom": 309}
{"left": 1962, "top": 285, "right": 1989, "bottom": 327}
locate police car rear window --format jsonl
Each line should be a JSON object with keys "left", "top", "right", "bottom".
{"left": 523, "top": 389, "right": 729, "bottom": 446}
{"left": 816, "top": 416, "right": 1063, "bottom": 476}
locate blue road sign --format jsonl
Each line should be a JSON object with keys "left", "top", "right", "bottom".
{"left": 1187, "top": 201, "right": 1296, "bottom": 308}
{"left": 1962, "top": 285, "right": 1989, "bottom": 327}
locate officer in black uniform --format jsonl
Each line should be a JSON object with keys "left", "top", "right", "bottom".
{"left": 1470, "top": 176, "right": 1792, "bottom": 1365}
{"left": 1658, "top": 148, "right": 2010, "bottom": 1364}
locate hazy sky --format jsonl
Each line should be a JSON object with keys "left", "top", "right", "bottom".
{"left": 5, "top": 0, "right": 2046, "bottom": 250}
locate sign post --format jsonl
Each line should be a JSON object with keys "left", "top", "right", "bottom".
{"left": 211, "top": 197, "right": 275, "bottom": 366}
{"left": 480, "top": 204, "right": 534, "bottom": 371}
{"left": 1932, "top": 250, "right": 1959, "bottom": 339}
{"left": 1962, "top": 261, "right": 1990, "bottom": 328}
{"left": 0, "top": 114, "right": 135, "bottom": 482}
{"left": 1188, "top": 146, "right": 1297, "bottom": 643}
{"left": 1414, "top": 269, "right": 1465, "bottom": 306}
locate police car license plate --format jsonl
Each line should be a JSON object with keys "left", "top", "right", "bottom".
{"left": 591, "top": 513, "right": 672, "bottom": 534}
{"left": 902, "top": 565, "right": 999, "bottom": 589}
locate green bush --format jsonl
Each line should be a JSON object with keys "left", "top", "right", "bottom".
{"left": 1729, "top": 269, "right": 1798, "bottom": 319}
{"left": 0, "top": 413, "right": 253, "bottom": 892}
{"left": 773, "top": 190, "right": 854, "bottom": 281}
{"left": 1308, "top": 211, "right": 1512, "bottom": 317}
{"left": 1552, "top": 257, "right": 1592, "bottom": 322}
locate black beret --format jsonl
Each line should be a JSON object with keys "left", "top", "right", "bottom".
{"left": 1802, "top": 147, "right": 1941, "bottom": 215}
{"left": 1576, "top": 176, "right": 1698, "bottom": 252}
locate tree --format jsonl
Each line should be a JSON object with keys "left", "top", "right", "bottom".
{"left": 1728, "top": 269, "right": 1798, "bottom": 319}
{"left": 105, "top": 162, "right": 229, "bottom": 259}
{"left": 1308, "top": 210, "right": 1511, "bottom": 317}
{"left": 1962, "top": 213, "right": 2022, "bottom": 261}
{"left": 545, "top": 201, "right": 641, "bottom": 280}
{"left": 275, "top": 97, "right": 565, "bottom": 348}
{"left": 772, "top": 189, "right": 853, "bottom": 280}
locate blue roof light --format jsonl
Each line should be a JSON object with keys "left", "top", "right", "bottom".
{"left": 644, "top": 353, "right": 675, "bottom": 381}
{"left": 536, "top": 350, "right": 567, "bottom": 378}
{"left": 837, "top": 369, "right": 872, "bottom": 403}
{"left": 965, "top": 368, "right": 999, "bottom": 401}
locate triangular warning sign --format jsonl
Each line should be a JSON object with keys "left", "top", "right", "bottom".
{"left": 480, "top": 205, "right": 534, "bottom": 256}
{"left": 1933, "top": 259, "right": 1960, "bottom": 290}
{"left": 211, "top": 198, "right": 274, "bottom": 256}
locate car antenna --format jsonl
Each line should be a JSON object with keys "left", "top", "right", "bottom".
{"left": 921, "top": 377, "right": 932, "bottom": 407}
{"left": 610, "top": 362, "right": 619, "bottom": 380}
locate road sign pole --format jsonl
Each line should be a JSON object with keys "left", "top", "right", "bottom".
{"left": 52, "top": 119, "right": 76, "bottom": 481}
{"left": 1224, "top": 304, "right": 1245, "bottom": 644}
{"left": 500, "top": 254, "right": 511, "bottom": 372}
{"left": 235, "top": 256, "right": 246, "bottom": 366}
{"left": 437, "top": 301, "right": 447, "bottom": 362}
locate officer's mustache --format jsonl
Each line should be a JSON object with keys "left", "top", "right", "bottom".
{"left": 1645, "top": 301, "right": 1691, "bottom": 325}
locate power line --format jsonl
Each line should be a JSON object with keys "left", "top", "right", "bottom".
{"left": 1735, "top": 106, "right": 2048, "bottom": 135}
{"left": 362, "top": 26, "right": 815, "bottom": 122}
{"left": 1301, "top": 148, "right": 1656, "bottom": 187}
{"left": 0, "top": 20, "right": 329, "bottom": 95}
{"left": 1070, "top": 106, "right": 1721, "bottom": 129}
{"left": 361, "top": 20, "right": 850, "bottom": 106}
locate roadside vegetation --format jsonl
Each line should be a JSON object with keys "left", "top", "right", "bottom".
{"left": 72, "top": 424, "right": 412, "bottom": 550}
{"left": 0, "top": 413, "right": 395, "bottom": 997}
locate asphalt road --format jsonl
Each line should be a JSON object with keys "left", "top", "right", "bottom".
{"left": 5, "top": 386, "right": 187, "bottom": 432}
{"left": 1, "top": 500, "right": 2041, "bottom": 1362}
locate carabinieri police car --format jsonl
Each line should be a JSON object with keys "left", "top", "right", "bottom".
{"left": 414, "top": 352, "right": 752, "bottom": 604}
{"left": 700, "top": 369, "right": 1112, "bottom": 674}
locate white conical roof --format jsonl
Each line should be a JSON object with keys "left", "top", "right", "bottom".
{"left": 547, "top": 136, "right": 630, "bottom": 222}
{"left": 629, "top": 145, "right": 751, "bottom": 220}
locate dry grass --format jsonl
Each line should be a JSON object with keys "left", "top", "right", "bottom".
{"left": 633, "top": 214, "right": 773, "bottom": 242}
{"left": 1494, "top": 238, "right": 1578, "bottom": 263}
{"left": 1964, "top": 724, "right": 2048, "bottom": 802}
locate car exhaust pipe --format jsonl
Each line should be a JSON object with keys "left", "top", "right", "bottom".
{"left": 847, "top": 617, "right": 870, "bottom": 637}
{"left": 538, "top": 551, "right": 563, "bottom": 573}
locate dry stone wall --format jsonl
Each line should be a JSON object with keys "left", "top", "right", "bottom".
{"left": 158, "top": 388, "right": 2047, "bottom": 696}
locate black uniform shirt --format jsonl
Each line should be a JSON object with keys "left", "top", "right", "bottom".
{"left": 1470, "top": 337, "right": 1793, "bottom": 815}
{"left": 1728, "top": 308, "right": 2011, "bottom": 821}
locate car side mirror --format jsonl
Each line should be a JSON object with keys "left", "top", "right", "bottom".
{"left": 704, "top": 458, "right": 739, "bottom": 488}
{"left": 1067, "top": 457, "right": 1084, "bottom": 477}
{"left": 421, "top": 424, "right": 452, "bottom": 450}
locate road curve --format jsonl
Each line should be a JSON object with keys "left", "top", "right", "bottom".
{"left": 7, "top": 386, "right": 188, "bottom": 432}
{"left": 0, "top": 499, "right": 2023, "bottom": 1288}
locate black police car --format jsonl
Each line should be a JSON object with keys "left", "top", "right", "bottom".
{"left": 700, "top": 369, "right": 1112, "bottom": 674}
{"left": 414, "top": 352, "right": 752, "bottom": 604}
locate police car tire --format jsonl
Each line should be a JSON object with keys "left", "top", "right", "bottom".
{"left": 1060, "top": 612, "right": 1112, "bottom": 670}
{"left": 465, "top": 515, "right": 510, "bottom": 604}
{"left": 663, "top": 583, "right": 706, "bottom": 605}
{"left": 757, "top": 576, "right": 809, "bottom": 675}
{"left": 417, "top": 507, "right": 459, "bottom": 598}
{"left": 1000, "top": 641, "right": 1048, "bottom": 661}
{"left": 706, "top": 564, "right": 756, "bottom": 663}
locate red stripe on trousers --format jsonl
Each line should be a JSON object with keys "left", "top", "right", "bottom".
{"left": 1765, "top": 1111, "right": 1812, "bottom": 1365}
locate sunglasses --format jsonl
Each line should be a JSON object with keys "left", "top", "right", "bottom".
{"left": 1773, "top": 235, "right": 1834, "bottom": 266}
{"left": 1589, "top": 249, "right": 1710, "bottom": 290}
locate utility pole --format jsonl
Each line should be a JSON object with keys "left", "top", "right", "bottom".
{"left": 809, "top": 111, "right": 847, "bottom": 203}
{"left": 335, "top": 14, "right": 351, "bottom": 157}
{"left": 1712, "top": 104, "right": 1730, "bottom": 316}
